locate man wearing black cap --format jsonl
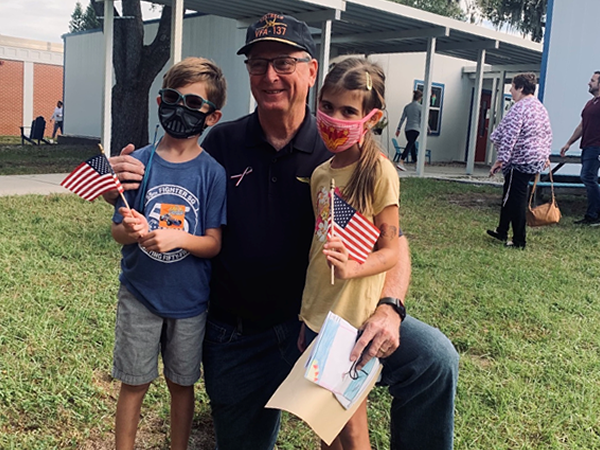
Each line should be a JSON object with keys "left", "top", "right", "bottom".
{"left": 108, "top": 12, "right": 458, "bottom": 450}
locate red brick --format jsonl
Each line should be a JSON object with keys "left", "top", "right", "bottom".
{"left": 0, "top": 59, "right": 24, "bottom": 136}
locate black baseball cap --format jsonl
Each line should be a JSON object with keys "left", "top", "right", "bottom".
{"left": 237, "top": 13, "right": 317, "bottom": 58}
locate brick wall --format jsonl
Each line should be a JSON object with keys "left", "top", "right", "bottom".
{"left": 0, "top": 59, "right": 24, "bottom": 136}
{"left": 34, "top": 63, "right": 63, "bottom": 137}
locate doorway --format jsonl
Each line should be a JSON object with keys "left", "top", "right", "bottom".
{"left": 475, "top": 90, "right": 492, "bottom": 162}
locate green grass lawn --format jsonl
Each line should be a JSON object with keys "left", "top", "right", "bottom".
{"left": 0, "top": 143, "right": 98, "bottom": 175}
{"left": 1, "top": 179, "right": 599, "bottom": 449}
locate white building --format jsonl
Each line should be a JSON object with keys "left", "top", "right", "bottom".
{"left": 63, "top": 1, "right": 542, "bottom": 172}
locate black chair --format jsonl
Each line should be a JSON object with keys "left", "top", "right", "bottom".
{"left": 20, "top": 116, "right": 51, "bottom": 145}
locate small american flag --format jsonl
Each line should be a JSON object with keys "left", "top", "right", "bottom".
{"left": 329, "top": 191, "right": 380, "bottom": 264}
{"left": 61, "top": 154, "right": 124, "bottom": 201}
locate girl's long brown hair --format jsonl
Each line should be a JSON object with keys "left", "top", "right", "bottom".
{"left": 319, "top": 57, "right": 386, "bottom": 216}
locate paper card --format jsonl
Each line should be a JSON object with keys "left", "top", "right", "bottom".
{"left": 266, "top": 338, "right": 382, "bottom": 445}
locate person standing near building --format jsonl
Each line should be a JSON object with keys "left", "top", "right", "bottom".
{"left": 395, "top": 90, "right": 422, "bottom": 171}
{"left": 50, "top": 100, "right": 63, "bottom": 140}
{"left": 486, "top": 73, "right": 552, "bottom": 249}
{"left": 560, "top": 71, "right": 600, "bottom": 225}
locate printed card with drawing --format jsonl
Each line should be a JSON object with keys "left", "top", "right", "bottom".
{"left": 304, "top": 312, "right": 381, "bottom": 409}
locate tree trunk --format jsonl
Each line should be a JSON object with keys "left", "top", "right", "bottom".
{"left": 92, "top": 0, "right": 171, "bottom": 156}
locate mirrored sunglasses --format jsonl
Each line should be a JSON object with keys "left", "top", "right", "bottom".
{"left": 159, "top": 88, "right": 216, "bottom": 111}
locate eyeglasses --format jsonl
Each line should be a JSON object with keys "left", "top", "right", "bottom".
{"left": 159, "top": 88, "right": 216, "bottom": 112}
{"left": 244, "top": 56, "right": 312, "bottom": 75}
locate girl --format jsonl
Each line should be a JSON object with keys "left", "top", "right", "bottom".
{"left": 299, "top": 58, "right": 400, "bottom": 449}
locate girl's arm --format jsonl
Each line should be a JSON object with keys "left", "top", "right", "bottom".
{"left": 324, "top": 204, "right": 399, "bottom": 280}
{"left": 137, "top": 227, "right": 222, "bottom": 259}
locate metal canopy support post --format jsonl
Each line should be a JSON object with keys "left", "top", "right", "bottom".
{"left": 416, "top": 37, "right": 435, "bottom": 177}
{"left": 318, "top": 19, "right": 332, "bottom": 89}
{"left": 170, "top": 0, "right": 184, "bottom": 64}
{"left": 466, "top": 48, "right": 485, "bottom": 175}
{"left": 491, "top": 70, "right": 507, "bottom": 164}
{"left": 101, "top": 0, "right": 114, "bottom": 156}
{"left": 486, "top": 75, "right": 499, "bottom": 165}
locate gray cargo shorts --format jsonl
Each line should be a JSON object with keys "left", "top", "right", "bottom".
{"left": 112, "top": 284, "right": 207, "bottom": 386}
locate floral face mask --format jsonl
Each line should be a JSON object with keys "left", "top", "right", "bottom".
{"left": 316, "top": 108, "right": 378, "bottom": 153}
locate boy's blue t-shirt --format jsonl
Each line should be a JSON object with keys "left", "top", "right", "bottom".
{"left": 112, "top": 144, "right": 227, "bottom": 319}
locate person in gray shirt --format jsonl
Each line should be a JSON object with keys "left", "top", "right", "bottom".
{"left": 395, "top": 90, "right": 423, "bottom": 170}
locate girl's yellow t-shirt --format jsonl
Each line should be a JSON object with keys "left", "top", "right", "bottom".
{"left": 300, "top": 155, "right": 400, "bottom": 332}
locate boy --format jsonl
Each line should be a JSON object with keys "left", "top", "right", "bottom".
{"left": 110, "top": 57, "right": 227, "bottom": 450}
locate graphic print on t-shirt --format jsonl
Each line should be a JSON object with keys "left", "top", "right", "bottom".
{"left": 141, "top": 184, "right": 199, "bottom": 263}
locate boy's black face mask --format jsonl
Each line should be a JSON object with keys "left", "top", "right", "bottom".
{"left": 158, "top": 103, "right": 209, "bottom": 139}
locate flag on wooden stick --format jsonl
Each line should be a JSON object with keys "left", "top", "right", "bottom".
{"left": 328, "top": 191, "right": 380, "bottom": 264}
{"left": 61, "top": 154, "right": 124, "bottom": 201}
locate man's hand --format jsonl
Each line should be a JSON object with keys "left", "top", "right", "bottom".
{"left": 560, "top": 143, "right": 570, "bottom": 157}
{"left": 110, "top": 144, "right": 145, "bottom": 190}
{"left": 103, "top": 144, "right": 145, "bottom": 204}
{"left": 395, "top": 130, "right": 400, "bottom": 137}
{"left": 350, "top": 304, "right": 401, "bottom": 370}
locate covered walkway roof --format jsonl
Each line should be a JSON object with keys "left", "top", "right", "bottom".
{"left": 97, "top": 0, "right": 543, "bottom": 175}
{"left": 148, "top": 0, "right": 542, "bottom": 67}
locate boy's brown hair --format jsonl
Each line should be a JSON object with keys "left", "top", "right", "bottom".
{"left": 162, "top": 57, "right": 227, "bottom": 110}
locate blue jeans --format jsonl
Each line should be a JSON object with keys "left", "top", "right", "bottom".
{"left": 580, "top": 147, "right": 600, "bottom": 219}
{"left": 203, "top": 317, "right": 302, "bottom": 450}
{"left": 203, "top": 314, "right": 458, "bottom": 450}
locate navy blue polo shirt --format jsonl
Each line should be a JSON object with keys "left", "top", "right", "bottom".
{"left": 202, "top": 107, "right": 331, "bottom": 326}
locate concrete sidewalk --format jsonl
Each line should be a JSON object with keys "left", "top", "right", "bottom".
{"left": 0, "top": 173, "right": 70, "bottom": 196}
{"left": 0, "top": 164, "right": 499, "bottom": 197}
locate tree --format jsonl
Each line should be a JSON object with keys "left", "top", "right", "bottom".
{"left": 69, "top": 1, "right": 101, "bottom": 32}
{"left": 69, "top": 2, "right": 86, "bottom": 33}
{"left": 89, "top": 0, "right": 171, "bottom": 155}
{"left": 391, "top": 0, "right": 465, "bottom": 20}
{"left": 474, "top": 0, "right": 547, "bottom": 42}
{"left": 83, "top": 2, "right": 101, "bottom": 30}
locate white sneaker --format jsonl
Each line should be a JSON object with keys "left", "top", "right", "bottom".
{"left": 396, "top": 162, "right": 406, "bottom": 171}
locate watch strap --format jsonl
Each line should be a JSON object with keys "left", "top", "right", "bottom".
{"left": 377, "top": 297, "right": 406, "bottom": 322}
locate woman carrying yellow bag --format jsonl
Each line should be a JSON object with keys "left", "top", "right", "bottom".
{"left": 487, "top": 73, "right": 553, "bottom": 249}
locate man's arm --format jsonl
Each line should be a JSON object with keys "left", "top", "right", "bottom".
{"left": 351, "top": 235, "right": 410, "bottom": 368}
{"left": 102, "top": 144, "right": 146, "bottom": 205}
{"left": 560, "top": 121, "right": 583, "bottom": 156}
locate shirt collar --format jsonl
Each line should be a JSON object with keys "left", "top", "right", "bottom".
{"left": 246, "top": 105, "right": 318, "bottom": 154}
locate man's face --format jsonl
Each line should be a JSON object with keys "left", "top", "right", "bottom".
{"left": 588, "top": 73, "right": 600, "bottom": 95}
{"left": 246, "top": 41, "right": 318, "bottom": 116}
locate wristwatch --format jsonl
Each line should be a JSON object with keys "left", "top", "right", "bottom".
{"left": 377, "top": 297, "right": 406, "bottom": 322}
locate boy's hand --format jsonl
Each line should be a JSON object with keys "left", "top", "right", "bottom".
{"left": 138, "top": 229, "right": 183, "bottom": 253}
{"left": 119, "top": 207, "right": 148, "bottom": 240}
{"left": 324, "top": 236, "right": 359, "bottom": 279}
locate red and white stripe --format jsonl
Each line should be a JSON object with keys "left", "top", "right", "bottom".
{"left": 61, "top": 162, "right": 123, "bottom": 201}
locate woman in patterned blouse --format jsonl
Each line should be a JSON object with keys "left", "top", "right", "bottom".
{"left": 486, "top": 73, "right": 553, "bottom": 249}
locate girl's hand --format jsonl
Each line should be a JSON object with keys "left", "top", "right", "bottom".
{"left": 119, "top": 207, "right": 148, "bottom": 240}
{"left": 324, "top": 236, "right": 359, "bottom": 279}
{"left": 138, "top": 229, "right": 183, "bottom": 253}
